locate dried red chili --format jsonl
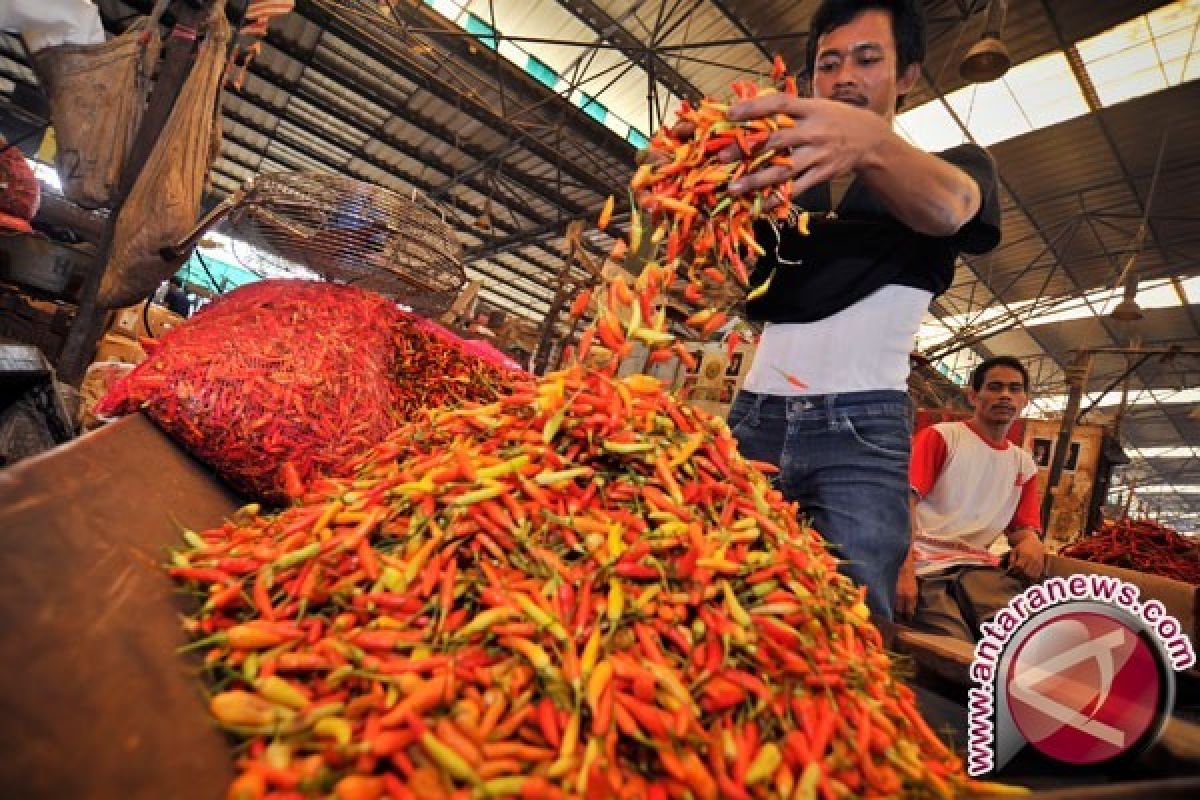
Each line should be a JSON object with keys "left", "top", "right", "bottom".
{"left": 1062, "top": 518, "right": 1200, "bottom": 584}
{"left": 97, "top": 280, "right": 526, "bottom": 502}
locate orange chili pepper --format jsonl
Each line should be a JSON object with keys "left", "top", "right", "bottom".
{"left": 597, "top": 195, "right": 616, "bottom": 230}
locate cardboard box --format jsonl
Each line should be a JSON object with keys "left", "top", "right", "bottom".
{"left": 1047, "top": 553, "right": 1199, "bottom": 657}
{"left": 108, "top": 303, "right": 186, "bottom": 340}
{"left": 92, "top": 332, "right": 147, "bottom": 366}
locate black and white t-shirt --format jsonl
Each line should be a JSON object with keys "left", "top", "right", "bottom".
{"left": 742, "top": 143, "right": 1001, "bottom": 396}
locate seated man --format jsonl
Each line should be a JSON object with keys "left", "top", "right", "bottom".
{"left": 896, "top": 355, "right": 1045, "bottom": 642}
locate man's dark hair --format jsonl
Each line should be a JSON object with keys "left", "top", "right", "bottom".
{"left": 971, "top": 356, "right": 1030, "bottom": 392}
{"left": 804, "top": 0, "right": 927, "bottom": 100}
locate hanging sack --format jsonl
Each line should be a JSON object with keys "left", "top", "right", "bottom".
{"left": 28, "top": 3, "right": 164, "bottom": 209}
{"left": 98, "top": 1, "right": 228, "bottom": 309}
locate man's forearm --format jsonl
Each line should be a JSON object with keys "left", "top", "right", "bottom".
{"left": 903, "top": 492, "right": 919, "bottom": 571}
{"left": 856, "top": 130, "right": 981, "bottom": 237}
{"left": 1006, "top": 527, "right": 1039, "bottom": 547}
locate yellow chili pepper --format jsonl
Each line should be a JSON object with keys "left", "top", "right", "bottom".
{"left": 475, "top": 454, "right": 530, "bottom": 481}
{"left": 257, "top": 676, "right": 307, "bottom": 710}
{"left": 745, "top": 742, "right": 782, "bottom": 785}
{"left": 313, "top": 716, "right": 353, "bottom": 746}
{"left": 514, "top": 594, "right": 569, "bottom": 642}
{"left": 585, "top": 660, "right": 613, "bottom": 717}
{"left": 606, "top": 579, "right": 624, "bottom": 626}
{"left": 579, "top": 626, "right": 602, "bottom": 676}
{"left": 420, "top": 731, "right": 481, "bottom": 785}
{"left": 210, "top": 690, "right": 288, "bottom": 728}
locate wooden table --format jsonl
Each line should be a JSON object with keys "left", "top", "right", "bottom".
{"left": 0, "top": 414, "right": 240, "bottom": 798}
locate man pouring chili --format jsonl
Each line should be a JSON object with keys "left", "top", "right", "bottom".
{"left": 648, "top": 0, "right": 1003, "bottom": 618}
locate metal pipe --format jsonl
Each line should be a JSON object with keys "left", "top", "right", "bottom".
{"left": 32, "top": 192, "right": 107, "bottom": 243}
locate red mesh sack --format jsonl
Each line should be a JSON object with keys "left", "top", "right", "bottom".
{"left": 407, "top": 314, "right": 524, "bottom": 373}
{"left": 97, "top": 280, "right": 526, "bottom": 502}
{"left": 0, "top": 140, "right": 40, "bottom": 233}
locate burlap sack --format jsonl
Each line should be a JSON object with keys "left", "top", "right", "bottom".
{"left": 29, "top": 13, "right": 161, "bottom": 209}
{"left": 98, "top": 2, "right": 228, "bottom": 309}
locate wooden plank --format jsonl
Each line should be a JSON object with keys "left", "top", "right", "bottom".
{"left": 894, "top": 627, "right": 977, "bottom": 686}
{"left": 0, "top": 414, "right": 241, "bottom": 799}
{"left": 1047, "top": 554, "right": 1199, "bottom": 656}
{"left": 1025, "top": 776, "right": 1200, "bottom": 799}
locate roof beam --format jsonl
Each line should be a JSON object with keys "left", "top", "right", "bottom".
{"left": 238, "top": 56, "right": 556, "bottom": 233}
{"left": 114, "top": 2, "right": 577, "bottom": 228}
{"left": 299, "top": 0, "right": 633, "bottom": 193}
{"left": 218, "top": 81, "right": 590, "bottom": 286}
{"left": 258, "top": 28, "right": 597, "bottom": 221}
{"left": 552, "top": 0, "right": 702, "bottom": 104}
{"left": 704, "top": 0, "right": 773, "bottom": 62}
{"left": 1039, "top": 0, "right": 1200, "bottom": 344}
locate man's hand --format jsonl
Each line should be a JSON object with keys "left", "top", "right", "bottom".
{"left": 635, "top": 121, "right": 696, "bottom": 167}
{"left": 895, "top": 557, "right": 918, "bottom": 620}
{"left": 722, "top": 96, "right": 889, "bottom": 199}
{"left": 1007, "top": 531, "right": 1045, "bottom": 582}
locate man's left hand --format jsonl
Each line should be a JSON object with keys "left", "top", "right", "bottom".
{"left": 1008, "top": 533, "right": 1045, "bottom": 582}
{"left": 721, "top": 96, "right": 888, "bottom": 200}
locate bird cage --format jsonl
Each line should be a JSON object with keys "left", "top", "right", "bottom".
{"left": 178, "top": 172, "right": 467, "bottom": 315}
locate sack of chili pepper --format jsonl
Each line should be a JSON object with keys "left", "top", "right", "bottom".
{"left": 97, "top": 280, "right": 525, "bottom": 503}
{"left": 408, "top": 313, "right": 524, "bottom": 373}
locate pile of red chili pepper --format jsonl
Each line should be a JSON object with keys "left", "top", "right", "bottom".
{"left": 98, "top": 280, "right": 525, "bottom": 503}
{"left": 166, "top": 61, "right": 1028, "bottom": 799}
{"left": 1061, "top": 517, "right": 1200, "bottom": 585}
{"left": 169, "top": 362, "right": 1018, "bottom": 799}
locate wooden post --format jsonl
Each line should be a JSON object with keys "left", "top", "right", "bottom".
{"left": 1041, "top": 350, "right": 1093, "bottom": 535}
{"left": 58, "top": 0, "right": 216, "bottom": 384}
{"left": 532, "top": 220, "right": 587, "bottom": 376}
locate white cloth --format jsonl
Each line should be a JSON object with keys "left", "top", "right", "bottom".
{"left": 0, "top": 0, "right": 104, "bottom": 52}
{"left": 912, "top": 421, "right": 1038, "bottom": 577}
{"left": 741, "top": 284, "right": 931, "bottom": 395}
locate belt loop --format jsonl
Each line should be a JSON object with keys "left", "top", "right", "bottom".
{"left": 826, "top": 393, "right": 841, "bottom": 431}
{"left": 748, "top": 392, "right": 765, "bottom": 426}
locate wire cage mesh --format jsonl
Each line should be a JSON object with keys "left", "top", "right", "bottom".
{"left": 225, "top": 172, "right": 466, "bottom": 315}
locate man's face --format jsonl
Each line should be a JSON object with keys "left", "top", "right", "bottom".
{"left": 811, "top": 9, "right": 917, "bottom": 120}
{"left": 969, "top": 365, "right": 1029, "bottom": 428}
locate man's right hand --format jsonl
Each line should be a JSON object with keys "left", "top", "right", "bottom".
{"left": 895, "top": 562, "right": 918, "bottom": 620}
{"left": 636, "top": 121, "right": 695, "bottom": 168}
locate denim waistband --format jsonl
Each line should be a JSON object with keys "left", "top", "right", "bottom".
{"left": 735, "top": 388, "right": 908, "bottom": 412}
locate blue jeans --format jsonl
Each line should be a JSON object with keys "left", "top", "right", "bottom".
{"left": 728, "top": 389, "right": 912, "bottom": 619}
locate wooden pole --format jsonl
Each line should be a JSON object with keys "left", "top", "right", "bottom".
{"left": 1041, "top": 350, "right": 1093, "bottom": 537}
{"left": 532, "top": 220, "right": 586, "bottom": 376}
{"left": 58, "top": 1, "right": 216, "bottom": 384}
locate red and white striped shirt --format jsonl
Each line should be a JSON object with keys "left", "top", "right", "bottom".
{"left": 909, "top": 421, "right": 1040, "bottom": 576}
